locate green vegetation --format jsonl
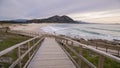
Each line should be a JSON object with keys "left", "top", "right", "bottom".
{"left": 60, "top": 43, "right": 120, "bottom": 68}
{"left": 0, "top": 32, "right": 30, "bottom": 51}
{"left": 0, "top": 32, "right": 30, "bottom": 68}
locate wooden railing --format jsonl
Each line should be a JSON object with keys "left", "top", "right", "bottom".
{"left": 84, "top": 42, "right": 120, "bottom": 56}
{"left": 66, "top": 37, "right": 120, "bottom": 56}
{"left": 0, "top": 36, "right": 44, "bottom": 68}
{"left": 54, "top": 36, "right": 120, "bottom": 68}
{"left": 0, "top": 30, "right": 120, "bottom": 68}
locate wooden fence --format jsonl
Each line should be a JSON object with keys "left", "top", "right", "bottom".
{"left": 0, "top": 30, "right": 120, "bottom": 68}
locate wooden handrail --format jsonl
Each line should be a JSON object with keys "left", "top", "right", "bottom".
{"left": 74, "top": 39, "right": 120, "bottom": 56}
{"left": 0, "top": 30, "right": 120, "bottom": 68}
{"left": 55, "top": 36, "right": 120, "bottom": 63}
{"left": 0, "top": 36, "right": 39, "bottom": 57}
{"left": 0, "top": 34, "right": 44, "bottom": 68}
{"left": 64, "top": 42, "right": 96, "bottom": 68}
{"left": 9, "top": 38, "right": 44, "bottom": 68}
{"left": 55, "top": 35, "right": 120, "bottom": 68}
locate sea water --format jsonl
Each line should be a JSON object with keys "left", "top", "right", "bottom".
{"left": 41, "top": 24, "right": 120, "bottom": 41}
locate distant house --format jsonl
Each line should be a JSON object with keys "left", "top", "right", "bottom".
{"left": 0, "top": 27, "right": 10, "bottom": 32}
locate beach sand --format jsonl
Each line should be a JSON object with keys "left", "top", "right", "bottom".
{"left": 3, "top": 23, "right": 120, "bottom": 56}
{"left": 10, "top": 23, "right": 49, "bottom": 30}
{"left": 9, "top": 23, "right": 55, "bottom": 33}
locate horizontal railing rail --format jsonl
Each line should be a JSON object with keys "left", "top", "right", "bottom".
{"left": 73, "top": 38, "right": 120, "bottom": 56}
{"left": 87, "top": 42, "right": 120, "bottom": 56}
{"left": 0, "top": 36, "right": 39, "bottom": 57}
{"left": 54, "top": 35, "right": 120, "bottom": 68}
{"left": 0, "top": 35, "right": 44, "bottom": 68}
{"left": 1, "top": 30, "right": 120, "bottom": 68}
{"left": 9, "top": 38, "right": 44, "bottom": 68}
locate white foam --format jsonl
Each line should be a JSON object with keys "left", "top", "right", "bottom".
{"left": 41, "top": 24, "right": 120, "bottom": 41}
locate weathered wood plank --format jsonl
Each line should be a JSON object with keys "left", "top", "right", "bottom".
{"left": 27, "top": 37, "right": 76, "bottom": 68}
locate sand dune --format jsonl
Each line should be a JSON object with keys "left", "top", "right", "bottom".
{"left": 10, "top": 23, "right": 54, "bottom": 33}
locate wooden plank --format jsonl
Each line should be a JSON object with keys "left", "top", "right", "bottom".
{"left": 27, "top": 37, "right": 76, "bottom": 68}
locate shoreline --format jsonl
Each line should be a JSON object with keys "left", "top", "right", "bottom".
{"left": 2, "top": 23, "right": 120, "bottom": 46}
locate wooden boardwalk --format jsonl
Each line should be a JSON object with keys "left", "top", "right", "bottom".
{"left": 27, "top": 37, "right": 76, "bottom": 68}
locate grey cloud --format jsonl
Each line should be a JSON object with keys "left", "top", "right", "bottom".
{"left": 0, "top": 0, "right": 120, "bottom": 20}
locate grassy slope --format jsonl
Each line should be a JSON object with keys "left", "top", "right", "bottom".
{"left": 0, "top": 32, "right": 30, "bottom": 67}
{"left": 0, "top": 32, "right": 30, "bottom": 51}
{"left": 61, "top": 43, "right": 120, "bottom": 68}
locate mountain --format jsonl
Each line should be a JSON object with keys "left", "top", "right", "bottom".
{"left": 0, "top": 15, "right": 87, "bottom": 24}
{"left": 0, "top": 19, "right": 28, "bottom": 23}
{"left": 27, "top": 15, "right": 78, "bottom": 23}
{"left": 11, "top": 19, "right": 27, "bottom": 22}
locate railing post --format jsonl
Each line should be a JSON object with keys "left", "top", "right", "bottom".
{"left": 118, "top": 50, "right": 120, "bottom": 56}
{"left": 63, "top": 40, "right": 65, "bottom": 44}
{"left": 32, "top": 39, "right": 35, "bottom": 53}
{"left": 98, "top": 55, "right": 104, "bottom": 68}
{"left": 32, "top": 39, "right": 35, "bottom": 45}
{"left": 18, "top": 46, "right": 22, "bottom": 68}
{"left": 78, "top": 45, "right": 83, "bottom": 67}
{"left": 106, "top": 47, "right": 108, "bottom": 53}
{"left": 95, "top": 42, "right": 98, "bottom": 49}
{"left": 71, "top": 41, "right": 73, "bottom": 46}
{"left": 66, "top": 40, "right": 68, "bottom": 45}
{"left": 28, "top": 41, "right": 31, "bottom": 58}
{"left": 96, "top": 46, "right": 98, "bottom": 49}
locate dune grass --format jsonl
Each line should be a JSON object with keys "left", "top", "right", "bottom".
{"left": 61, "top": 43, "right": 120, "bottom": 68}
{"left": 0, "top": 32, "right": 30, "bottom": 51}
{"left": 0, "top": 32, "right": 30, "bottom": 67}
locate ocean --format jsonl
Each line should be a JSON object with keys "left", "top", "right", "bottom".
{"left": 41, "top": 24, "right": 120, "bottom": 41}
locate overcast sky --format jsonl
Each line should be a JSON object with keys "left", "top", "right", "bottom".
{"left": 0, "top": 0, "right": 120, "bottom": 23}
